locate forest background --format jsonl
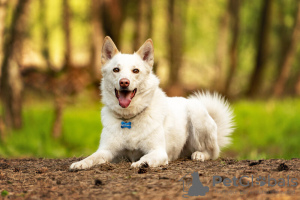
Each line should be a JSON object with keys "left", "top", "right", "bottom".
{"left": 0, "top": 0, "right": 299, "bottom": 160}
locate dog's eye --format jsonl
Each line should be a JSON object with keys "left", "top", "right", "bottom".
{"left": 113, "top": 68, "right": 120, "bottom": 73}
{"left": 132, "top": 69, "right": 139, "bottom": 74}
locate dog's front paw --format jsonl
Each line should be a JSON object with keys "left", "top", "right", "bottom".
{"left": 70, "top": 160, "right": 93, "bottom": 170}
{"left": 131, "top": 160, "right": 147, "bottom": 168}
{"left": 131, "top": 159, "right": 167, "bottom": 168}
{"left": 191, "top": 151, "right": 209, "bottom": 162}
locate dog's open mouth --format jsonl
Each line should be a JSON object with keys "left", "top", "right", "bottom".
{"left": 115, "top": 88, "right": 137, "bottom": 108}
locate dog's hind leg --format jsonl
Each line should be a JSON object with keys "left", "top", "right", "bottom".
{"left": 187, "top": 99, "right": 220, "bottom": 161}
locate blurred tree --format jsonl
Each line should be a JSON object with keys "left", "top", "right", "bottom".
{"left": 295, "top": 72, "right": 300, "bottom": 95}
{"left": 0, "top": 0, "right": 7, "bottom": 66}
{"left": 52, "top": 0, "right": 80, "bottom": 139}
{"left": 0, "top": 0, "right": 31, "bottom": 129}
{"left": 90, "top": 0, "right": 104, "bottom": 86}
{"left": 133, "top": 0, "right": 143, "bottom": 51}
{"left": 146, "top": 0, "right": 153, "bottom": 40}
{"left": 38, "top": 0, "right": 62, "bottom": 138}
{"left": 246, "top": 0, "right": 272, "bottom": 97}
{"left": 63, "top": 0, "right": 72, "bottom": 71}
{"left": 50, "top": 0, "right": 74, "bottom": 139}
{"left": 294, "top": 49, "right": 300, "bottom": 95}
{"left": 101, "top": 0, "right": 127, "bottom": 48}
{"left": 167, "top": 0, "right": 187, "bottom": 96}
{"left": 132, "top": 0, "right": 156, "bottom": 73}
{"left": 275, "top": 0, "right": 292, "bottom": 74}
{"left": 224, "top": 0, "right": 240, "bottom": 96}
{"left": 22, "top": 0, "right": 91, "bottom": 139}
{"left": 132, "top": 0, "right": 153, "bottom": 48}
{"left": 39, "top": 0, "right": 52, "bottom": 70}
{"left": 145, "top": 0, "right": 157, "bottom": 74}
{"left": 0, "top": 0, "right": 7, "bottom": 136}
{"left": 213, "top": 0, "right": 230, "bottom": 93}
{"left": 273, "top": 1, "right": 300, "bottom": 97}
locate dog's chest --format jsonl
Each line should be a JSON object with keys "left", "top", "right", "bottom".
{"left": 117, "top": 118, "right": 158, "bottom": 150}
{"left": 120, "top": 124, "right": 145, "bottom": 148}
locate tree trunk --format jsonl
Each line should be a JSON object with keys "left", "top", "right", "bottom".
{"left": 213, "top": 0, "right": 230, "bottom": 93}
{"left": 39, "top": 0, "right": 52, "bottom": 70}
{"left": 276, "top": 0, "right": 291, "bottom": 75}
{"left": 0, "top": 116, "right": 5, "bottom": 139}
{"left": 133, "top": 0, "right": 143, "bottom": 51}
{"left": 145, "top": 0, "right": 157, "bottom": 74}
{"left": 132, "top": 0, "right": 153, "bottom": 50}
{"left": 273, "top": 2, "right": 300, "bottom": 97}
{"left": 50, "top": 0, "right": 71, "bottom": 138}
{"left": 52, "top": 96, "right": 63, "bottom": 139}
{"left": 90, "top": 0, "right": 104, "bottom": 85}
{"left": 167, "top": 0, "right": 187, "bottom": 94}
{"left": 62, "top": 0, "right": 72, "bottom": 70}
{"left": 295, "top": 73, "right": 300, "bottom": 95}
{"left": 101, "top": 0, "right": 126, "bottom": 48}
{"left": 0, "top": 0, "right": 7, "bottom": 66}
{"left": 224, "top": 0, "right": 240, "bottom": 96}
{"left": 146, "top": 0, "right": 153, "bottom": 40}
{"left": 0, "top": 0, "right": 30, "bottom": 129}
{"left": 51, "top": 0, "right": 72, "bottom": 139}
{"left": 246, "top": 0, "right": 272, "bottom": 97}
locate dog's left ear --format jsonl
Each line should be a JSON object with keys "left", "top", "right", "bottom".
{"left": 136, "top": 39, "right": 154, "bottom": 67}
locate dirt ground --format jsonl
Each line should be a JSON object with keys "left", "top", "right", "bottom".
{"left": 0, "top": 157, "right": 299, "bottom": 200}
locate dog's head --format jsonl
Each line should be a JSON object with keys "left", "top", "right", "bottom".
{"left": 100, "top": 36, "right": 159, "bottom": 116}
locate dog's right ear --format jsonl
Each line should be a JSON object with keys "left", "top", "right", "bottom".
{"left": 136, "top": 39, "right": 154, "bottom": 67}
{"left": 101, "top": 36, "right": 119, "bottom": 65}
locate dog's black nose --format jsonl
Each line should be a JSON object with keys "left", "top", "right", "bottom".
{"left": 119, "top": 78, "right": 130, "bottom": 88}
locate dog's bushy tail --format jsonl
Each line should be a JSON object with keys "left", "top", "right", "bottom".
{"left": 191, "top": 91, "right": 235, "bottom": 149}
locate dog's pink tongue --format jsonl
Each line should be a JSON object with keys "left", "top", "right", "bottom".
{"left": 118, "top": 92, "right": 132, "bottom": 108}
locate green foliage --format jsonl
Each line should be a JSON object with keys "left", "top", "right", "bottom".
{"left": 1, "top": 99, "right": 300, "bottom": 160}
{"left": 228, "top": 98, "right": 300, "bottom": 160}
{"left": 1, "top": 190, "right": 9, "bottom": 197}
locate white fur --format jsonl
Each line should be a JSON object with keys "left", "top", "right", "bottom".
{"left": 70, "top": 38, "right": 234, "bottom": 170}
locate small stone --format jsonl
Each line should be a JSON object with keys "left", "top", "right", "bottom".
{"left": 95, "top": 179, "right": 104, "bottom": 186}
{"left": 277, "top": 163, "right": 289, "bottom": 171}
{"left": 249, "top": 161, "right": 260, "bottom": 166}
{"left": 13, "top": 168, "right": 20, "bottom": 172}
{"left": 36, "top": 167, "right": 48, "bottom": 174}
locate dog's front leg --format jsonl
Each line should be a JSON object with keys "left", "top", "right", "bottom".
{"left": 70, "top": 150, "right": 113, "bottom": 170}
{"left": 131, "top": 126, "right": 168, "bottom": 168}
{"left": 131, "top": 149, "right": 168, "bottom": 168}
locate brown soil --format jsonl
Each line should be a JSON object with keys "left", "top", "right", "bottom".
{"left": 0, "top": 157, "right": 299, "bottom": 199}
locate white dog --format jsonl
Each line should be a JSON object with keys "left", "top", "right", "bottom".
{"left": 70, "top": 36, "right": 234, "bottom": 169}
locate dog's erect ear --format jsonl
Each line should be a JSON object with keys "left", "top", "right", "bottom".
{"left": 136, "top": 39, "right": 154, "bottom": 67}
{"left": 101, "top": 36, "right": 119, "bottom": 65}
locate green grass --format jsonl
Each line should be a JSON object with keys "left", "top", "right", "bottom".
{"left": 0, "top": 98, "right": 299, "bottom": 160}
{"left": 0, "top": 100, "right": 102, "bottom": 158}
{"left": 228, "top": 98, "right": 300, "bottom": 160}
